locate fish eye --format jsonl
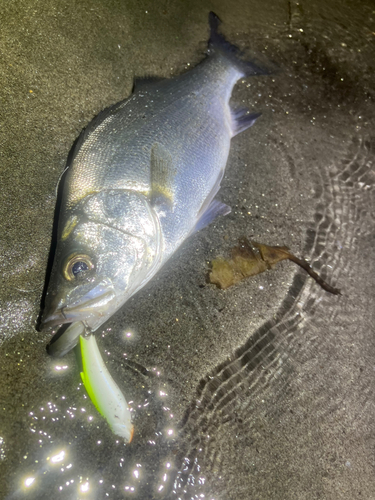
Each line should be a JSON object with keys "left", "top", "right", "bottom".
{"left": 63, "top": 253, "right": 94, "bottom": 281}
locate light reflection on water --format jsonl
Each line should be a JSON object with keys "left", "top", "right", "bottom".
{"left": 9, "top": 355, "right": 182, "bottom": 499}
{"left": 23, "top": 477, "right": 35, "bottom": 488}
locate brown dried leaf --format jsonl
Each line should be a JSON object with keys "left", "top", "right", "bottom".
{"left": 209, "top": 238, "right": 341, "bottom": 295}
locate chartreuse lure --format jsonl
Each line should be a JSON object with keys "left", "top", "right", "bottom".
{"left": 79, "top": 334, "right": 134, "bottom": 442}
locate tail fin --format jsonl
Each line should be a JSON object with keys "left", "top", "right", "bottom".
{"left": 208, "top": 12, "right": 270, "bottom": 77}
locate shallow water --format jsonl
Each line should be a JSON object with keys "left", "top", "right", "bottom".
{"left": 1, "top": 1, "right": 374, "bottom": 499}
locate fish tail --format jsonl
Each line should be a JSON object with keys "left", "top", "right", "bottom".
{"left": 208, "top": 11, "right": 270, "bottom": 77}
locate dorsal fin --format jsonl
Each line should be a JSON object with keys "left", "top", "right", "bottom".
{"left": 133, "top": 77, "right": 164, "bottom": 93}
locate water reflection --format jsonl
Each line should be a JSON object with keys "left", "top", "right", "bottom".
{"left": 23, "top": 477, "right": 35, "bottom": 488}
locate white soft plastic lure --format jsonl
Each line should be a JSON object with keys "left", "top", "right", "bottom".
{"left": 79, "top": 334, "right": 134, "bottom": 442}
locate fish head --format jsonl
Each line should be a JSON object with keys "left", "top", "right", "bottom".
{"left": 42, "top": 221, "right": 148, "bottom": 331}
{"left": 42, "top": 198, "right": 159, "bottom": 333}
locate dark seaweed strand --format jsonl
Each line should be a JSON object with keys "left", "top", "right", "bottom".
{"left": 287, "top": 254, "right": 342, "bottom": 295}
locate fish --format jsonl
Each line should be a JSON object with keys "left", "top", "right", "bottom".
{"left": 41, "top": 12, "right": 269, "bottom": 356}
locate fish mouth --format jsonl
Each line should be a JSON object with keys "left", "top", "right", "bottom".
{"left": 47, "top": 321, "right": 86, "bottom": 358}
{"left": 41, "top": 311, "right": 75, "bottom": 330}
{"left": 41, "top": 280, "right": 116, "bottom": 332}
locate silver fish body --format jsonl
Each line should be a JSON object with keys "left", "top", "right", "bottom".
{"left": 42, "top": 13, "right": 268, "bottom": 355}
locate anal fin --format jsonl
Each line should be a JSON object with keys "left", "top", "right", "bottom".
{"left": 231, "top": 109, "right": 261, "bottom": 136}
{"left": 193, "top": 199, "right": 231, "bottom": 234}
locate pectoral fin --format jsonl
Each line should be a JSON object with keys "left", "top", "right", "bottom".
{"left": 150, "top": 142, "right": 177, "bottom": 209}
